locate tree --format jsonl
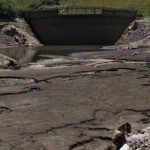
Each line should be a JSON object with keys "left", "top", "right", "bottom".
{"left": 0, "top": 0, "right": 20, "bottom": 17}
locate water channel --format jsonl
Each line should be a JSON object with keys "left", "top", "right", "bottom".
{"left": 0, "top": 45, "right": 115, "bottom": 65}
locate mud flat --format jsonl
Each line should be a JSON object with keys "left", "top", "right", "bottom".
{"left": 0, "top": 46, "right": 150, "bottom": 150}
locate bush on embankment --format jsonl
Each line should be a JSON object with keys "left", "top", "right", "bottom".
{"left": 0, "top": 0, "right": 63, "bottom": 17}
{"left": 0, "top": 0, "right": 21, "bottom": 17}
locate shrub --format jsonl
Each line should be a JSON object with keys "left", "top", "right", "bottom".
{"left": 41, "top": 0, "right": 60, "bottom": 5}
{"left": 0, "top": 0, "right": 21, "bottom": 17}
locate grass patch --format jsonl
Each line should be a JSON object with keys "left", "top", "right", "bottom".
{"left": 0, "top": 0, "right": 149, "bottom": 16}
{"left": 75, "top": 0, "right": 150, "bottom": 16}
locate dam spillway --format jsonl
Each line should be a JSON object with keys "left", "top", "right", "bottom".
{"left": 24, "top": 7, "right": 137, "bottom": 45}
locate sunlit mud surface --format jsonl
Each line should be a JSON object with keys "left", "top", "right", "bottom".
{"left": 0, "top": 46, "right": 150, "bottom": 150}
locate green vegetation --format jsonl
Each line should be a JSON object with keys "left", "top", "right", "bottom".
{"left": 0, "top": 0, "right": 62, "bottom": 17}
{"left": 0, "top": 0, "right": 20, "bottom": 17}
{"left": 75, "top": 0, "right": 150, "bottom": 16}
{"left": 0, "top": 0, "right": 149, "bottom": 17}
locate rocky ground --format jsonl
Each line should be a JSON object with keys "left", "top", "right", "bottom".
{"left": 0, "top": 18, "right": 41, "bottom": 48}
{"left": 0, "top": 46, "right": 149, "bottom": 150}
{"left": 117, "top": 17, "right": 150, "bottom": 50}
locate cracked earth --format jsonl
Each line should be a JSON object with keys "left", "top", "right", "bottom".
{"left": 0, "top": 47, "right": 150, "bottom": 150}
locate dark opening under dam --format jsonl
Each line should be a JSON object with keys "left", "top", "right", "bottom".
{"left": 24, "top": 7, "right": 137, "bottom": 45}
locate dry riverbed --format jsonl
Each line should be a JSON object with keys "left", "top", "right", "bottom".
{"left": 0, "top": 46, "right": 150, "bottom": 150}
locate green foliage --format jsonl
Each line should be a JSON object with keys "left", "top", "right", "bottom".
{"left": 0, "top": 0, "right": 65, "bottom": 17}
{"left": 60, "top": 0, "right": 75, "bottom": 5}
{"left": 0, "top": 0, "right": 21, "bottom": 16}
{"left": 41, "top": 0, "right": 60, "bottom": 5}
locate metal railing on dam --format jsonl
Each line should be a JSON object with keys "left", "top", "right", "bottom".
{"left": 58, "top": 6, "right": 103, "bottom": 15}
{"left": 32, "top": 6, "right": 137, "bottom": 17}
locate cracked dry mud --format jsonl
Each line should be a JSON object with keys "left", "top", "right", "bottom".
{"left": 0, "top": 48, "right": 150, "bottom": 150}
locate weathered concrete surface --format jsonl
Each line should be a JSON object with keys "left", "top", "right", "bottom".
{"left": 0, "top": 47, "right": 150, "bottom": 150}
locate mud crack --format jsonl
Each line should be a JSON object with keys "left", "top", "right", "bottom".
{"left": 69, "top": 136, "right": 111, "bottom": 150}
{"left": 39, "top": 67, "right": 136, "bottom": 83}
{"left": 0, "top": 106, "right": 12, "bottom": 114}
{"left": 0, "top": 86, "right": 41, "bottom": 96}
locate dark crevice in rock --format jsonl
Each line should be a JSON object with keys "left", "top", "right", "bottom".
{"left": 0, "top": 106, "right": 12, "bottom": 114}
{"left": 73, "top": 67, "right": 136, "bottom": 75}
{"left": 79, "top": 118, "right": 96, "bottom": 124}
{"left": 93, "top": 136, "right": 112, "bottom": 141}
{"left": 74, "top": 126, "right": 112, "bottom": 131}
{"left": 22, "top": 120, "right": 96, "bottom": 136}
{"left": 141, "top": 84, "right": 150, "bottom": 86}
{"left": 113, "top": 110, "right": 122, "bottom": 115}
{"left": 88, "top": 127, "right": 112, "bottom": 131}
{"left": 126, "top": 109, "right": 150, "bottom": 113}
{"left": 69, "top": 138, "right": 94, "bottom": 150}
{"left": 69, "top": 136, "right": 111, "bottom": 150}
{"left": 21, "top": 109, "right": 102, "bottom": 136}
{"left": 98, "top": 67, "right": 136, "bottom": 72}
{"left": 0, "top": 91, "right": 30, "bottom": 96}
{"left": 0, "top": 86, "right": 41, "bottom": 96}
{"left": 125, "top": 109, "right": 150, "bottom": 124}
{"left": 0, "top": 67, "right": 137, "bottom": 87}
{"left": 38, "top": 67, "right": 136, "bottom": 83}
{"left": 37, "top": 74, "right": 72, "bottom": 83}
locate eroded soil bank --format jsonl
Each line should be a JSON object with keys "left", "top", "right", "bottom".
{"left": 0, "top": 46, "right": 150, "bottom": 150}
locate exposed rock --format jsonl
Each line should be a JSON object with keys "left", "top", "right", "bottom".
{"left": 119, "top": 144, "right": 129, "bottom": 150}
{"left": 117, "top": 18, "right": 150, "bottom": 50}
{"left": 126, "top": 127, "right": 150, "bottom": 149}
{"left": 0, "top": 54, "right": 17, "bottom": 69}
{"left": 3, "top": 25, "right": 18, "bottom": 36}
{"left": 118, "top": 122, "right": 131, "bottom": 134}
{"left": 107, "top": 123, "right": 150, "bottom": 150}
{"left": 0, "top": 18, "right": 41, "bottom": 48}
{"left": 112, "top": 130, "right": 126, "bottom": 149}
{"left": 128, "top": 21, "right": 139, "bottom": 31}
{"left": 2, "top": 24, "right": 40, "bottom": 47}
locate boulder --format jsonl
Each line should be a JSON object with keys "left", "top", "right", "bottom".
{"left": 117, "top": 18, "right": 150, "bottom": 50}
{"left": 117, "top": 35, "right": 150, "bottom": 50}
{"left": 2, "top": 23, "right": 40, "bottom": 47}
{"left": 3, "top": 25, "right": 18, "bottom": 36}
{"left": 0, "top": 54, "right": 17, "bottom": 69}
{"left": 106, "top": 123, "right": 150, "bottom": 150}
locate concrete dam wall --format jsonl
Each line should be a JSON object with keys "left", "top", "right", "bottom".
{"left": 24, "top": 8, "right": 136, "bottom": 45}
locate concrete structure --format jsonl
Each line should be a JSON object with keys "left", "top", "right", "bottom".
{"left": 24, "top": 7, "right": 137, "bottom": 45}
